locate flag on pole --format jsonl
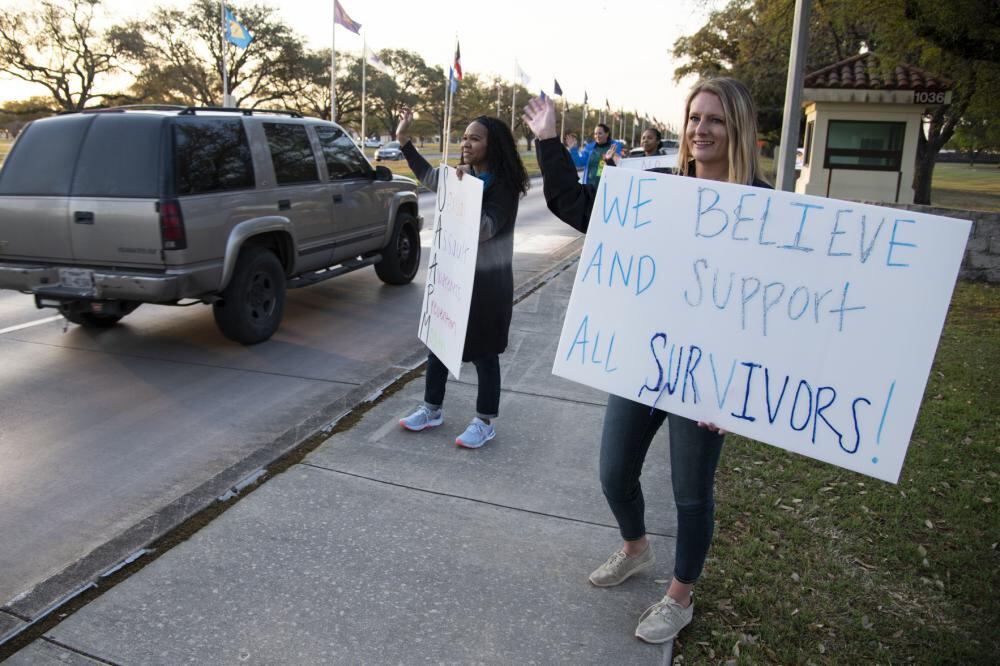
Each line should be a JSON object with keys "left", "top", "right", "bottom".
{"left": 449, "top": 67, "right": 458, "bottom": 94}
{"left": 453, "top": 41, "right": 463, "bottom": 80}
{"left": 223, "top": 7, "right": 253, "bottom": 49}
{"left": 364, "top": 43, "right": 390, "bottom": 74}
{"left": 553, "top": 79, "right": 563, "bottom": 96}
{"left": 515, "top": 61, "right": 530, "bottom": 86}
{"left": 333, "top": 0, "right": 361, "bottom": 34}
{"left": 605, "top": 98, "right": 611, "bottom": 111}
{"left": 583, "top": 91, "right": 588, "bottom": 105}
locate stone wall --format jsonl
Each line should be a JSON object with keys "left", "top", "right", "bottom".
{"left": 862, "top": 203, "right": 999, "bottom": 283}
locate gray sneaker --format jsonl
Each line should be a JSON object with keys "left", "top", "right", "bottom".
{"left": 634, "top": 594, "right": 694, "bottom": 644}
{"left": 399, "top": 405, "right": 443, "bottom": 431}
{"left": 588, "top": 546, "right": 655, "bottom": 587}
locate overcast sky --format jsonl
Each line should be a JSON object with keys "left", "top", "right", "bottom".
{"left": 0, "top": 0, "right": 722, "bottom": 131}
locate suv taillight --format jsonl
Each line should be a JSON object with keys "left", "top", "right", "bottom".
{"left": 159, "top": 199, "right": 187, "bottom": 250}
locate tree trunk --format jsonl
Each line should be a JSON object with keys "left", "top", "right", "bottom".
{"left": 913, "top": 153, "right": 936, "bottom": 205}
{"left": 912, "top": 105, "right": 960, "bottom": 204}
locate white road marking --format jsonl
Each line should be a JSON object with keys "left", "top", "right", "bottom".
{"left": 0, "top": 315, "right": 63, "bottom": 335}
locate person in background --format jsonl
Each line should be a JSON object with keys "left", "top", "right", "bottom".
{"left": 395, "top": 109, "right": 529, "bottom": 449}
{"left": 574, "top": 123, "right": 624, "bottom": 187}
{"left": 640, "top": 126, "right": 665, "bottom": 156}
{"left": 522, "top": 77, "right": 771, "bottom": 645}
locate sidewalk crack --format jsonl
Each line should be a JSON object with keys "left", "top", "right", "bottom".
{"left": 40, "top": 636, "right": 123, "bottom": 665}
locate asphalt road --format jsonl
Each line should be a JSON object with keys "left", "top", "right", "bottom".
{"left": 0, "top": 182, "right": 583, "bottom": 637}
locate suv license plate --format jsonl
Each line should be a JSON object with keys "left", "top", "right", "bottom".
{"left": 58, "top": 268, "right": 95, "bottom": 290}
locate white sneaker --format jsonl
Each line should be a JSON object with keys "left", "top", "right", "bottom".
{"left": 634, "top": 594, "right": 693, "bottom": 644}
{"left": 588, "top": 546, "right": 655, "bottom": 587}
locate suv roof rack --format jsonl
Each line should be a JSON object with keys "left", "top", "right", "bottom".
{"left": 179, "top": 107, "right": 304, "bottom": 118}
{"left": 77, "top": 104, "right": 188, "bottom": 114}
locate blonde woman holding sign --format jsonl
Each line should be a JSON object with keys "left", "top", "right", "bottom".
{"left": 523, "top": 78, "right": 771, "bottom": 644}
{"left": 396, "top": 109, "right": 529, "bottom": 449}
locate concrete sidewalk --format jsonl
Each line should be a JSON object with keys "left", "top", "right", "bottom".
{"left": 9, "top": 263, "right": 680, "bottom": 664}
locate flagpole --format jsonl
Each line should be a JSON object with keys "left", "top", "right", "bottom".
{"left": 580, "top": 99, "right": 586, "bottom": 147}
{"left": 440, "top": 68, "right": 449, "bottom": 158}
{"left": 560, "top": 97, "right": 565, "bottom": 142}
{"left": 509, "top": 71, "right": 515, "bottom": 133}
{"left": 330, "top": 6, "right": 337, "bottom": 121}
{"left": 496, "top": 80, "right": 501, "bottom": 118}
{"left": 631, "top": 112, "right": 637, "bottom": 147}
{"left": 443, "top": 67, "right": 454, "bottom": 166}
{"left": 220, "top": 1, "right": 229, "bottom": 106}
{"left": 361, "top": 32, "right": 367, "bottom": 151}
{"left": 442, "top": 74, "right": 451, "bottom": 165}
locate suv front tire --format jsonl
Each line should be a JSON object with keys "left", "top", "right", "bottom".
{"left": 375, "top": 211, "right": 421, "bottom": 285}
{"left": 213, "top": 246, "right": 286, "bottom": 344}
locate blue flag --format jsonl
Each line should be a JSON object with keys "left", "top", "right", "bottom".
{"left": 449, "top": 67, "right": 457, "bottom": 94}
{"left": 554, "top": 79, "right": 563, "bottom": 96}
{"left": 224, "top": 7, "right": 253, "bottom": 49}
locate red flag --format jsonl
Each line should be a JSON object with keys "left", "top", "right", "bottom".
{"left": 453, "top": 41, "right": 463, "bottom": 80}
{"left": 334, "top": 0, "right": 361, "bottom": 35}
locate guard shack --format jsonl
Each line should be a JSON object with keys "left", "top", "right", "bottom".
{"left": 795, "top": 52, "right": 952, "bottom": 204}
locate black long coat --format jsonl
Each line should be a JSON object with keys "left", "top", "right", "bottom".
{"left": 402, "top": 142, "right": 517, "bottom": 361}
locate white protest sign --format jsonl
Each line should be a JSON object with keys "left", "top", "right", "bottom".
{"left": 418, "top": 165, "right": 483, "bottom": 378}
{"left": 619, "top": 154, "right": 678, "bottom": 172}
{"left": 552, "top": 167, "right": 970, "bottom": 483}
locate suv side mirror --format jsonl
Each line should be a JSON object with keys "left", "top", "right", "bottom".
{"left": 374, "top": 165, "right": 393, "bottom": 181}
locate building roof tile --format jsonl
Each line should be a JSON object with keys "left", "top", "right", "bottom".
{"left": 804, "top": 52, "right": 952, "bottom": 91}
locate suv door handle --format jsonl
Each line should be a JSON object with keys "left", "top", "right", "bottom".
{"left": 277, "top": 199, "right": 291, "bottom": 210}
{"left": 332, "top": 194, "right": 343, "bottom": 204}
{"left": 74, "top": 211, "right": 95, "bottom": 225}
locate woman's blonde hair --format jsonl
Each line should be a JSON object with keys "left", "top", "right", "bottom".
{"left": 677, "top": 77, "right": 765, "bottom": 186}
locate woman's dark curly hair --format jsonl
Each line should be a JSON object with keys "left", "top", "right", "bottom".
{"left": 644, "top": 126, "right": 662, "bottom": 142}
{"left": 467, "top": 115, "right": 530, "bottom": 198}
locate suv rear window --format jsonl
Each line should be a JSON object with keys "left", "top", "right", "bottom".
{"left": 173, "top": 118, "right": 254, "bottom": 195}
{"left": 0, "top": 115, "right": 93, "bottom": 196}
{"left": 72, "top": 114, "right": 162, "bottom": 197}
{"left": 315, "top": 126, "right": 372, "bottom": 180}
{"left": 263, "top": 122, "right": 319, "bottom": 185}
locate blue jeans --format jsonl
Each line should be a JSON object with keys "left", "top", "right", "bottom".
{"left": 424, "top": 352, "right": 501, "bottom": 419}
{"left": 599, "top": 394, "right": 724, "bottom": 584}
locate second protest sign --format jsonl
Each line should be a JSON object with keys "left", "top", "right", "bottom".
{"left": 418, "top": 165, "right": 483, "bottom": 378}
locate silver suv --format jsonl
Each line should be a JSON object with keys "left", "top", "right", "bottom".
{"left": 0, "top": 106, "right": 423, "bottom": 344}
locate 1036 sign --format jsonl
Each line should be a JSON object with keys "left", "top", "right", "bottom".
{"left": 914, "top": 90, "right": 947, "bottom": 104}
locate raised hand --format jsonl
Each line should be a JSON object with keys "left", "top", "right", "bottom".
{"left": 604, "top": 144, "right": 623, "bottom": 167}
{"left": 521, "top": 96, "right": 557, "bottom": 141}
{"left": 396, "top": 108, "right": 414, "bottom": 145}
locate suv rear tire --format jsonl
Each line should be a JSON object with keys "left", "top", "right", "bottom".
{"left": 375, "top": 211, "right": 420, "bottom": 285}
{"left": 213, "top": 246, "right": 286, "bottom": 345}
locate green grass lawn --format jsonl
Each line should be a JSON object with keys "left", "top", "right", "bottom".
{"left": 675, "top": 280, "right": 999, "bottom": 664}
{"left": 929, "top": 162, "right": 1000, "bottom": 212}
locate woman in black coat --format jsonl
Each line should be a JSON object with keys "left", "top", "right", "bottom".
{"left": 396, "top": 110, "right": 529, "bottom": 449}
